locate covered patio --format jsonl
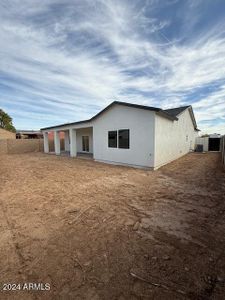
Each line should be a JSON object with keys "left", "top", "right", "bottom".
{"left": 43, "top": 126, "right": 93, "bottom": 159}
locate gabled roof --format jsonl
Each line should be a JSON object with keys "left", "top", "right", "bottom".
{"left": 40, "top": 101, "right": 201, "bottom": 131}
{"left": 93, "top": 101, "right": 177, "bottom": 121}
{"left": 41, "top": 101, "right": 178, "bottom": 131}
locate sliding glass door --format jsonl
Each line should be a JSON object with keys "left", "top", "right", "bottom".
{"left": 82, "top": 136, "right": 89, "bottom": 152}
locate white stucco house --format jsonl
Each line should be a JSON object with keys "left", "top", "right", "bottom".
{"left": 41, "top": 101, "right": 199, "bottom": 169}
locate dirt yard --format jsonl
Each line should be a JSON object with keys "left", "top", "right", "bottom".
{"left": 0, "top": 152, "right": 225, "bottom": 300}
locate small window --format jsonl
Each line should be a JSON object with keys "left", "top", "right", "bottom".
{"left": 119, "top": 129, "right": 129, "bottom": 149}
{"left": 108, "top": 131, "right": 117, "bottom": 148}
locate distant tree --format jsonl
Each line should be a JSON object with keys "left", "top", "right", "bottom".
{"left": 0, "top": 109, "right": 16, "bottom": 132}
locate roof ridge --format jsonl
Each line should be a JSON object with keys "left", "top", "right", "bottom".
{"left": 113, "top": 100, "right": 161, "bottom": 111}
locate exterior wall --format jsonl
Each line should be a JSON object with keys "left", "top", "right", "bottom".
{"left": 0, "top": 128, "right": 16, "bottom": 140}
{"left": 196, "top": 137, "right": 209, "bottom": 152}
{"left": 154, "top": 109, "right": 198, "bottom": 169}
{"left": 93, "top": 105, "right": 155, "bottom": 168}
{"left": 0, "top": 139, "right": 43, "bottom": 155}
{"left": 0, "top": 139, "right": 7, "bottom": 155}
{"left": 76, "top": 127, "right": 93, "bottom": 153}
{"left": 7, "top": 139, "right": 44, "bottom": 154}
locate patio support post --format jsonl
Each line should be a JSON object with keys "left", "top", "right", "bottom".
{"left": 43, "top": 132, "right": 49, "bottom": 153}
{"left": 69, "top": 128, "right": 77, "bottom": 157}
{"left": 54, "top": 131, "right": 61, "bottom": 155}
{"left": 64, "top": 131, "right": 70, "bottom": 151}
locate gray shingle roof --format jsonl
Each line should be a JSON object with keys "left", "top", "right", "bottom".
{"left": 163, "top": 105, "right": 200, "bottom": 131}
{"left": 163, "top": 106, "right": 190, "bottom": 117}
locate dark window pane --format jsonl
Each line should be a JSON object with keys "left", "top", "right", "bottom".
{"left": 108, "top": 131, "right": 117, "bottom": 148}
{"left": 119, "top": 129, "right": 129, "bottom": 149}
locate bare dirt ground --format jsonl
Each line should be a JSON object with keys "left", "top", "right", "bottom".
{"left": 0, "top": 152, "right": 225, "bottom": 300}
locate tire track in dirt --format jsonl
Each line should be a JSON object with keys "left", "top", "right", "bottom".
{"left": 0, "top": 152, "right": 224, "bottom": 299}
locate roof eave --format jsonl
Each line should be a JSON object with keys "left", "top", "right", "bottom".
{"left": 40, "top": 119, "right": 92, "bottom": 131}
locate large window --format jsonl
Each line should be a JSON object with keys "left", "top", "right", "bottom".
{"left": 108, "top": 131, "right": 117, "bottom": 148}
{"left": 119, "top": 129, "right": 129, "bottom": 149}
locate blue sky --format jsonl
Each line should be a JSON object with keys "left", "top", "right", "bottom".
{"left": 0, "top": 0, "right": 225, "bottom": 134}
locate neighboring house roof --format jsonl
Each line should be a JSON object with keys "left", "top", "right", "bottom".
{"left": 209, "top": 133, "right": 221, "bottom": 138}
{"left": 16, "top": 130, "right": 42, "bottom": 135}
{"left": 41, "top": 101, "right": 198, "bottom": 131}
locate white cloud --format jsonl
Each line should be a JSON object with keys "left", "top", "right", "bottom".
{"left": 0, "top": 0, "right": 224, "bottom": 134}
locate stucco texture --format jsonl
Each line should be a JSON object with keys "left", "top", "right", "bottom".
{"left": 154, "top": 109, "right": 198, "bottom": 168}
{"left": 0, "top": 139, "right": 44, "bottom": 155}
{"left": 93, "top": 105, "right": 155, "bottom": 168}
{"left": 0, "top": 139, "right": 7, "bottom": 155}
